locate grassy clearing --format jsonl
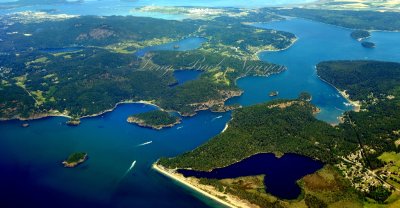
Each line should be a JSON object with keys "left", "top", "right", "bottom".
{"left": 13, "top": 74, "right": 27, "bottom": 89}
{"left": 30, "top": 90, "right": 46, "bottom": 106}
{"left": 300, "top": 165, "right": 363, "bottom": 208}
{"left": 379, "top": 152, "right": 400, "bottom": 167}
{"left": 31, "top": 57, "right": 49, "bottom": 64}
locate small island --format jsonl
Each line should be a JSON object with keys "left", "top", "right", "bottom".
{"left": 66, "top": 118, "right": 81, "bottom": 126}
{"left": 350, "top": 30, "right": 370, "bottom": 41}
{"left": 62, "top": 152, "right": 88, "bottom": 168}
{"left": 361, "top": 41, "right": 376, "bottom": 48}
{"left": 298, "top": 91, "right": 312, "bottom": 101}
{"left": 127, "top": 110, "right": 181, "bottom": 130}
{"left": 269, "top": 91, "right": 279, "bottom": 97}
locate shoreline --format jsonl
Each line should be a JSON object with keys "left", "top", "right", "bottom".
{"left": 316, "top": 74, "right": 361, "bottom": 112}
{"left": 221, "top": 123, "right": 229, "bottom": 133}
{"left": 253, "top": 36, "right": 298, "bottom": 59}
{"left": 337, "top": 89, "right": 361, "bottom": 112}
{"left": 0, "top": 100, "right": 160, "bottom": 122}
{"left": 152, "top": 163, "right": 254, "bottom": 208}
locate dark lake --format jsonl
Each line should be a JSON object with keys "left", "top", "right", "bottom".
{"left": 39, "top": 47, "right": 84, "bottom": 53}
{"left": 171, "top": 70, "right": 203, "bottom": 86}
{"left": 134, "top": 37, "right": 207, "bottom": 57}
{"left": 178, "top": 153, "right": 324, "bottom": 199}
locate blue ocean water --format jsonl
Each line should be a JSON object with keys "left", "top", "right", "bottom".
{"left": 0, "top": 18, "right": 399, "bottom": 208}
{"left": 0, "top": 104, "right": 231, "bottom": 208}
{"left": 178, "top": 153, "right": 324, "bottom": 199}
{"left": 227, "top": 18, "right": 400, "bottom": 123}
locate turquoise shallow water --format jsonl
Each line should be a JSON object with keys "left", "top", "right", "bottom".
{"left": 0, "top": 18, "right": 400, "bottom": 207}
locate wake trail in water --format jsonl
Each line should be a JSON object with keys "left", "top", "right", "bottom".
{"left": 137, "top": 141, "right": 152, "bottom": 147}
{"left": 335, "top": 107, "right": 345, "bottom": 112}
{"left": 122, "top": 160, "right": 136, "bottom": 178}
{"left": 211, "top": 115, "right": 223, "bottom": 121}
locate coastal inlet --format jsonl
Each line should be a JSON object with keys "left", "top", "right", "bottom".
{"left": 177, "top": 150, "right": 323, "bottom": 199}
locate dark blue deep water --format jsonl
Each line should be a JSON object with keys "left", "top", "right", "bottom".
{"left": 178, "top": 153, "right": 324, "bottom": 199}
{"left": 0, "top": 18, "right": 399, "bottom": 208}
{"left": 0, "top": 104, "right": 231, "bottom": 208}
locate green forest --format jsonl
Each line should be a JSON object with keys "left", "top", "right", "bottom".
{"left": 317, "top": 60, "right": 400, "bottom": 102}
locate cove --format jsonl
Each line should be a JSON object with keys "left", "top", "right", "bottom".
{"left": 178, "top": 153, "right": 324, "bottom": 199}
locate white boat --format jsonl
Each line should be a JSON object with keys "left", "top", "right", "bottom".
{"left": 128, "top": 161, "right": 136, "bottom": 172}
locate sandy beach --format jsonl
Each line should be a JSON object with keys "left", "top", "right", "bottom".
{"left": 221, "top": 123, "right": 229, "bottom": 133}
{"left": 152, "top": 163, "right": 256, "bottom": 208}
{"left": 337, "top": 89, "right": 361, "bottom": 112}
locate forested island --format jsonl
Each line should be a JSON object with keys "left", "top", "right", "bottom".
{"left": 361, "top": 41, "right": 376, "bottom": 48}
{"left": 351, "top": 30, "right": 371, "bottom": 41}
{"left": 62, "top": 152, "right": 88, "bottom": 168}
{"left": 156, "top": 60, "right": 400, "bottom": 207}
{"left": 350, "top": 30, "right": 375, "bottom": 48}
{"left": 127, "top": 110, "right": 181, "bottom": 130}
{"left": 0, "top": 12, "right": 295, "bottom": 123}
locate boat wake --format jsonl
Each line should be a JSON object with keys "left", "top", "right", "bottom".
{"left": 211, "top": 115, "right": 223, "bottom": 121}
{"left": 137, "top": 141, "right": 152, "bottom": 147}
{"left": 176, "top": 126, "right": 183, "bottom": 130}
{"left": 122, "top": 160, "right": 137, "bottom": 178}
{"left": 335, "top": 107, "right": 345, "bottom": 112}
